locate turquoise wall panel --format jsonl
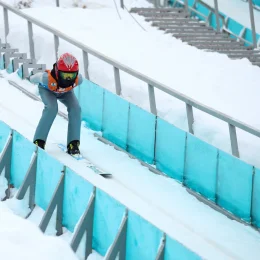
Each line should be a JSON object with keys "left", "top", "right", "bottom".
{"left": 252, "top": 168, "right": 260, "bottom": 228}
{"left": 11, "top": 131, "right": 35, "bottom": 188}
{"left": 165, "top": 235, "right": 201, "bottom": 260}
{"left": 126, "top": 211, "right": 163, "bottom": 260}
{"left": 155, "top": 118, "right": 186, "bottom": 181}
{"left": 93, "top": 189, "right": 126, "bottom": 256}
{"left": 184, "top": 134, "right": 218, "bottom": 201}
{"left": 127, "top": 104, "right": 156, "bottom": 164}
{"left": 217, "top": 151, "right": 253, "bottom": 222}
{"left": 0, "top": 55, "right": 4, "bottom": 70}
{"left": 35, "top": 149, "right": 63, "bottom": 210}
{"left": 79, "top": 79, "right": 104, "bottom": 131}
{"left": 0, "top": 120, "right": 11, "bottom": 153}
{"left": 103, "top": 90, "right": 129, "bottom": 149}
{"left": 62, "top": 168, "right": 94, "bottom": 232}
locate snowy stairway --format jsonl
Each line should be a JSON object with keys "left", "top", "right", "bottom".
{"left": 131, "top": 7, "right": 260, "bottom": 66}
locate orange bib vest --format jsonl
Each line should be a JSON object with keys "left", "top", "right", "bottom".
{"left": 45, "top": 70, "right": 79, "bottom": 93}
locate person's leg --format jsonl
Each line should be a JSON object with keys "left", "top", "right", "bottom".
{"left": 33, "top": 87, "right": 58, "bottom": 146}
{"left": 58, "top": 90, "right": 81, "bottom": 145}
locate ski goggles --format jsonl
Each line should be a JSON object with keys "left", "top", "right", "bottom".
{"left": 59, "top": 71, "right": 78, "bottom": 80}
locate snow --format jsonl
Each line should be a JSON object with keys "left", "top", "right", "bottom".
{"left": 1, "top": 0, "right": 260, "bottom": 169}
{"left": 0, "top": 0, "right": 260, "bottom": 259}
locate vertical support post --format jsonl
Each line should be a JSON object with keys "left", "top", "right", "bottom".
{"left": 214, "top": 0, "right": 221, "bottom": 32}
{"left": 3, "top": 8, "right": 9, "bottom": 43}
{"left": 104, "top": 209, "right": 128, "bottom": 260}
{"left": 39, "top": 171, "right": 65, "bottom": 235}
{"left": 184, "top": 0, "right": 189, "bottom": 12}
{"left": 114, "top": 67, "right": 122, "bottom": 95}
{"left": 70, "top": 189, "right": 96, "bottom": 259}
{"left": 0, "top": 133, "right": 13, "bottom": 200}
{"left": 16, "top": 150, "right": 37, "bottom": 211}
{"left": 248, "top": 0, "right": 257, "bottom": 48}
{"left": 148, "top": 84, "right": 157, "bottom": 115}
{"left": 120, "top": 0, "right": 124, "bottom": 9}
{"left": 155, "top": 233, "right": 166, "bottom": 260}
{"left": 228, "top": 124, "right": 240, "bottom": 158}
{"left": 27, "top": 21, "right": 35, "bottom": 60}
{"left": 54, "top": 35, "right": 59, "bottom": 61}
{"left": 56, "top": 0, "right": 60, "bottom": 7}
{"left": 186, "top": 104, "right": 194, "bottom": 134}
{"left": 82, "top": 50, "right": 90, "bottom": 80}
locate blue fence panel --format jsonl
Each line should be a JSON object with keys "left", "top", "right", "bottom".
{"left": 78, "top": 79, "right": 104, "bottom": 131}
{"left": 184, "top": 134, "right": 218, "bottom": 201}
{"left": 103, "top": 90, "right": 129, "bottom": 150}
{"left": 253, "top": 0, "right": 260, "bottom": 7}
{"left": 126, "top": 211, "right": 163, "bottom": 260}
{"left": 0, "top": 120, "right": 11, "bottom": 153}
{"left": 127, "top": 104, "right": 156, "bottom": 164}
{"left": 11, "top": 131, "right": 35, "bottom": 188}
{"left": 0, "top": 55, "right": 4, "bottom": 70}
{"left": 93, "top": 189, "right": 126, "bottom": 256}
{"left": 155, "top": 118, "right": 186, "bottom": 182}
{"left": 62, "top": 168, "right": 94, "bottom": 232}
{"left": 35, "top": 149, "right": 63, "bottom": 210}
{"left": 217, "top": 151, "right": 253, "bottom": 222}
{"left": 252, "top": 168, "right": 260, "bottom": 228}
{"left": 164, "top": 235, "right": 201, "bottom": 260}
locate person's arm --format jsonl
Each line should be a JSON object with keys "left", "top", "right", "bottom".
{"left": 29, "top": 72, "right": 49, "bottom": 89}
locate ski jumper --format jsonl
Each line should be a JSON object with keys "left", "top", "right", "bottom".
{"left": 29, "top": 71, "right": 83, "bottom": 145}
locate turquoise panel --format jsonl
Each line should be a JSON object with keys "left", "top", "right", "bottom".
{"left": 252, "top": 168, "right": 260, "bottom": 228}
{"left": 126, "top": 211, "right": 163, "bottom": 260}
{"left": 11, "top": 131, "right": 35, "bottom": 188}
{"left": 103, "top": 90, "right": 129, "bottom": 149}
{"left": 62, "top": 168, "right": 94, "bottom": 232}
{"left": 227, "top": 18, "right": 246, "bottom": 40}
{"left": 17, "top": 67, "right": 23, "bottom": 78}
{"left": 35, "top": 149, "right": 63, "bottom": 210}
{"left": 6, "top": 59, "right": 14, "bottom": 74}
{"left": 0, "top": 120, "right": 11, "bottom": 153}
{"left": 184, "top": 134, "right": 218, "bottom": 201}
{"left": 79, "top": 79, "right": 104, "bottom": 131}
{"left": 127, "top": 104, "right": 156, "bottom": 164}
{"left": 253, "top": 0, "right": 260, "bottom": 7}
{"left": 155, "top": 118, "right": 186, "bottom": 182}
{"left": 165, "top": 235, "right": 201, "bottom": 260}
{"left": 0, "top": 55, "right": 4, "bottom": 70}
{"left": 217, "top": 151, "right": 253, "bottom": 222}
{"left": 93, "top": 189, "right": 126, "bottom": 256}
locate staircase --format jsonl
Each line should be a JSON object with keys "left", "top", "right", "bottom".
{"left": 131, "top": 7, "right": 260, "bottom": 66}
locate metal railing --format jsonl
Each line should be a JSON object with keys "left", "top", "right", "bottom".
{"left": 1, "top": 0, "right": 260, "bottom": 159}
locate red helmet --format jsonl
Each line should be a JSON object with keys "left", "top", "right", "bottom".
{"left": 57, "top": 53, "right": 79, "bottom": 72}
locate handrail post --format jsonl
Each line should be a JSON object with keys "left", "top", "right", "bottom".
{"left": 214, "top": 0, "right": 220, "bottom": 32}
{"left": 229, "top": 124, "right": 240, "bottom": 158}
{"left": 120, "top": 0, "right": 124, "bottom": 9}
{"left": 184, "top": 0, "right": 189, "bottom": 12}
{"left": 248, "top": 0, "right": 257, "bottom": 48}
{"left": 54, "top": 35, "right": 59, "bottom": 61}
{"left": 3, "top": 7, "right": 9, "bottom": 43}
{"left": 56, "top": 0, "right": 60, "bottom": 7}
{"left": 27, "top": 21, "right": 35, "bottom": 60}
{"left": 186, "top": 104, "right": 194, "bottom": 135}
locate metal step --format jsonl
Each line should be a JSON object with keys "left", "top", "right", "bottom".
{"left": 167, "top": 31, "right": 225, "bottom": 37}
{"left": 131, "top": 7, "right": 185, "bottom": 13}
{"left": 140, "top": 12, "right": 189, "bottom": 18}
{"left": 186, "top": 38, "right": 240, "bottom": 43}
{"left": 192, "top": 44, "right": 253, "bottom": 50}
{"left": 158, "top": 26, "right": 213, "bottom": 31}
{"left": 136, "top": 9, "right": 186, "bottom": 14}
{"left": 172, "top": 35, "right": 229, "bottom": 40}
{"left": 146, "top": 17, "right": 199, "bottom": 22}
{"left": 149, "top": 18, "right": 204, "bottom": 24}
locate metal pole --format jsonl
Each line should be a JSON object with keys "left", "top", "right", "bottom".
{"left": 184, "top": 0, "right": 189, "bottom": 12}
{"left": 113, "top": 67, "right": 122, "bottom": 95}
{"left": 3, "top": 8, "right": 9, "bottom": 43}
{"left": 214, "top": 0, "right": 221, "bottom": 32}
{"left": 248, "top": 0, "right": 257, "bottom": 48}
{"left": 27, "top": 21, "right": 35, "bottom": 60}
{"left": 186, "top": 104, "right": 194, "bottom": 134}
{"left": 56, "top": 0, "right": 60, "bottom": 7}
{"left": 54, "top": 35, "right": 59, "bottom": 61}
{"left": 120, "top": 0, "right": 124, "bottom": 9}
{"left": 82, "top": 50, "right": 90, "bottom": 80}
{"left": 148, "top": 84, "right": 157, "bottom": 115}
{"left": 228, "top": 124, "right": 240, "bottom": 158}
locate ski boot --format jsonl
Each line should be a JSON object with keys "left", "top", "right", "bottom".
{"left": 67, "top": 140, "right": 81, "bottom": 158}
{"left": 34, "top": 139, "right": 45, "bottom": 150}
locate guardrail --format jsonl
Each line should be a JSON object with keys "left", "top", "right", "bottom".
{"left": 1, "top": 0, "right": 260, "bottom": 159}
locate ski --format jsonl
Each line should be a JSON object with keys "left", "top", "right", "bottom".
{"left": 57, "top": 143, "right": 112, "bottom": 178}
